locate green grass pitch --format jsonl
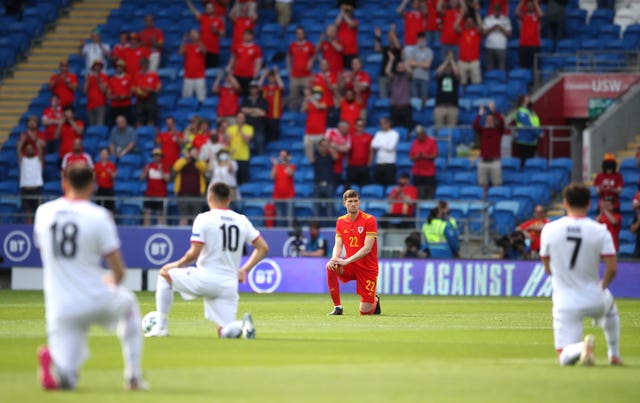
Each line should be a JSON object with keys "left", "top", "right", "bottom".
{"left": 1, "top": 290, "right": 639, "bottom": 402}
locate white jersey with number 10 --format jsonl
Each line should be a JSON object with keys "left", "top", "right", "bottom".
{"left": 539, "top": 216, "right": 616, "bottom": 310}
{"left": 190, "top": 208, "right": 261, "bottom": 279}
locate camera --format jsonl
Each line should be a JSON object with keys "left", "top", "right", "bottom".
{"left": 286, "top": 222, "right": 306, "bottom": 256}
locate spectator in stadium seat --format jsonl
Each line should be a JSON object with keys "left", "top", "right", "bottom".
{"left": 335, "top": 3, "right": 359, "bottom": 68}
{"left": 371, "top": 117, "right": 400, "bottom": 187}
{"left": 93, "top": 148, "right": 117, "bottom": 213}
{"left": 346, "top": 57, "right": 371, "bottom": 121}
{"left": 311, "top": 59, "right": 339, "bottom": 128}
{"left": 488, "top": 0, "right": 508, "bottom": 15}
{"left": 383, "top": 172, "right": 419, "bottom": 228}
{"left": 542, "top": 0, "right": 566, "bottom": 44}
{"left": 79, "top": 29, "right": 110, "bottom": 72}
{"left": 48, "top": 60, "right": 78, "bottom": 109}
{"left": 422, "top": 206, "right": 460, "bottom": 258}
{"left": 61, "top": 138, "right": 94, "bottom": 171}
{"left": 312, "top": 139, "right": 338, "bottom": 218}
{"left": 172, "top": 146, "right": 208, "bottom": 226}
{"left": 397, "top": 0, "right": 428, "bottom": 46}
{"left": 186, "top": 0, "right": 225, "bottom": 69}
{"left": 271, "top": 149, "right": 296, "bottom": 227}
{"left": 139, "top": 15, "right": 164, "bottom": 72}
{"left": 287, "top": 26, "right": 316, "bottom": 112}
{"left": 596, "top": 196, "right": 622, "bottom": 252}
{"left": 134, "top": 58, "right": 161, "bottom": 127}
{"left": 482, "top": 2, "right": 512, "bottom": 72}
{"left": 240, "top": 80, "right": 268, "bottom": 155}
{"left": 111, "top": 32, "right": 130, "bottom": 64}
{"left": 179, "top": 29, "right": 207, "bottom": 103}
{"left": 514, "top": 94, "right": 542, "bottom": 169}
{"left": 300, "top": 221, "right": 329, "bottom": 257}
{"left": 56, "top": 107, "right": 84, "bottom": 168}
{"left": 345, "top": 119, "right": 372, "bottom": 188}
{"left": 516, "top": 204, "right": 548, "bottom": 258}
{"left": 107, "top": 59, "right": 133, "bottom": 125}
{"left": 19, "top": 143, "right": 43, "bottom": 225}
{"left": 386, "top": 53, "right": 413, "bottom": 131}
{"left": 108, "top": 115, "right": 137, "bottom": 160}
{"left": 515, "top": 0, "right": 543, "bottom": 70}
{"left": 337, "top": 88, "right": 361, "bottom": 131}
{"left": 141, "top": 148, "right": 170, "bottom": 226}
{"left": 409, "top": 124, "right": 438, "bottom": 199}
{"left": 229, "top": 2, "right": 257, "bottom": 53}
{"left": 433, "top": 51, "right": 461, "bottom": 128}
{"left": 83, "top": 59, "right": 109, "bottom": 126}
{"left": 317, "top": 24, "right": 344, "bottom": 75}
{"left": 473, "top": 100, "right": 505, "bottom": 198}
{"left": 17, "top": 116, "right": 46, "bottom": 157}
{"left": 209, "top": 148, "right": 239, "bottom": 201}
{"left": 275, "top": 0, "right": 292, "bottom": 30}
{"left": 324, "top": 121, "right": 351, "bottom": 186}
{"left": 156, "top": 116, "right": 185, "bottom": 173}
{"left": 373, "top": 24, "right": 403, "bottom": 100}
{"left": 455, "top": 13, "right": 483, "bottom": 85}
{"left": 437, "top": 0, "right": 466, "bottom": 60}
{"left": 42, "top": 95, "right": 63, "bottom": 154}
{"left": 212, "top": 70, "right": 241, "bottom": 124}
{"left": 594, "top": 153, "right": 624, "bottom": 210}
{"left": 191, "top": 119, "right": 213, "bottom": 152}
{"left": 424, "top": 0, "right": 440, "bottom": 46}
{"left": 405, "top": 32, "right": 434, "bottom": 107}
{"left": 199, "top": 121, "right": 226, "bottom": 166}
{"left": 302, "top": 86, "right": 329, "bottom": 162}
{"left": 259, "top": 67, "right": 285, "bottom": 142}
{"left": 182, "top": 115, "right": 201, "bottom": 152}
{"left": 207, "top": 0, "right": 231, "bottom": 17}
{"left": 224, "top": 112, "right": 254, "bottom": 185}
{"left": 227, "top": 29, "right": 262, "bottom": 97}
{"left": 123, "top": 33, "right": 150, "bottom": 77}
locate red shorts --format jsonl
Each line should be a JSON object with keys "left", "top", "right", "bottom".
{"left": 338, "top": 264, "right": 378, "bottom": 303}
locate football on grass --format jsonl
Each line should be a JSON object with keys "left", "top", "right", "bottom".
{"left": 142, "top": 311, "right": 158, "bottom": 333}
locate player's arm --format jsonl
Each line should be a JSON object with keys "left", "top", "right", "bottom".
{"left": 336, "top": 235, "right": 375, "bottom": 266}
{"left": 601, "top": 255, "right": 617, "bottom": 290}
{"left": 238, "top": 236, "right": 269, "bottom": 283}
{"left": 160, "top": 242, "right": 204, "bottom": 279}
{"left": 327, "top": 235, "right": 343, "bottom": 271}
{"left": 103, "top": 249, "right": 126, "bottom": 285}
{"left": 541, "top": 256, "right": 551, "bottom": 275}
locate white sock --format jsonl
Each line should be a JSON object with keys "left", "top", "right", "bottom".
{"left": 602, "top": 304, "right": 621, "bottom": 359}
{"left": 558, "top": 342, "right": 583, "bottom": 366}
{"left": 219, "top": 321, "right": 243, "bottom": 338}
{"left": 155, "top": 275, "right": 173, "bottom": 329}
{"left": 117, "top": 299, "right": 143, "bottom": 380}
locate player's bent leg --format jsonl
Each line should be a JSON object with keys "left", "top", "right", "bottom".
{"left": 326, "top": 268, "right": 342, "bottom": 309}
{"left": 602, "top": 302, "right": 622, "bottom": 365}
{"left": 46, "top": 322, "right": 87, "bottom": 389}
{"left": 149, "top": 272, "right": 174, "bottom": 336}
{"left": 37, "top": 345, "right": 58, "bottom": 390}
{"left": 557, "top": 341, "right": 586, "bottom": 366}
{"left": 114, "top": 289, "right": 145, "bottom": 387}
{"left": 553, "top": 309, "right": 584, "bottom": 365}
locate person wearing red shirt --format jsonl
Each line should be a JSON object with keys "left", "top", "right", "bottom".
{"left": 83, "top": 59, "right": 108, "bottom": 126}
{"left": 212, "top": 71, "right": 241, "bottom": 122}
{"left": 156, "top": 116, "right": 185, "bottom": 172}
{"left": 326, "top": 189, "right": 381, "bottom": 316}
{"left": 123, "top": 33, "right": 150, "bottom": 77}
{"left": 134, "top": 58, "right": 161, "bottom": 127}
{"left": 17, "top": 116, "right": 46, "bottom": 157}
{"left": 41, "top": 95, "right": 63, "bottom": 154}
{"left": 48, "top": 60, "right": 78, "bottom": 108}
{"left": 594, "top": 154, "right": 624, "bottom": 210}
{"left": 597, "top": 196, "right": 622, "bottom": 251}
{"left": 55, "top": 107, "right": 84, "bottom": 167}
{"left": 346, "top": 119, "right": 372, "bottom": 187}
{"left": 204, "top": 0, "right": 231, "bottom": 17}
{"left": 397, "top": 0, "right": 428, "bottom": 46}
{"left": 187, "top": 0, "right": 225, "bottom": 68}
{"left": 110, "top": 32, "right": 130, "bottom": 64}
{"left": 349, "top": 58, "right": 371, "bottom": 113}
{"left": 384, "top": 173, "right": 419, "bottom": 228}
{"left": 259, "top": 67, "right": 285, "bottom": 142}
{"left": 287, "top": 26, "right": 316, "bottom": 112}
{"left": 227, "top": 29, "right": 262, "bottom": 96}
{"left": 515, "top": 0, "right": 543, "bottom": 70}
{"left": 141, "top": 148, "right": 170, "bottom": 226}
{"left": 424, "top": 0, "right": 440, "bottom": 46}
{"left": 324, "top": 122, "right": 351, "bottom": 186}
{"left": 317, "top": 24, "right": 344, "bottom": 75}
{"left": 229, "top": 2, "right": 257, "bottom": 52}
{"left": 409, "top": 125, "right": 438, "bottom": 199}
{"left": 61, "top": 138, "right": 94, "bottom": 171}
{"left": 93, "top": 148, "right": 117, "bottom": 213}
{"left": 488, "top": 0, "right": 508, "bottom": 15}
{"left": 302, "top": 86, "right": 329, "bottom": 162}
{"left": 516, "top": 205, "right": 549, "bottom": 257}
{"left": 456, "top": 14, "right": 482, "bottom": 85}
{"left": 335, "top": 4, "right": 359, "bottom": 68}
{"left": 180, "top": 29, "right": 207, "bottom": 103}
{"left": 270, "top": 149, "right": 296, "bottom": 226}
{"left": 312, "top": 59, "right": 339, "bottom": 127}
{"left": 338, "top": 88, "right": 362, "bottom": 129}
{"left": 107, "top": 59, "right": 133, "bottom": 125}
{"left": 139, "top": 15, "right": 164, "bottom": 71}
{"left": 473, "top": 101, "right": 504, "bottom": 198}
{"left": 437, "top": 0, "right": 466, "bottom": 60}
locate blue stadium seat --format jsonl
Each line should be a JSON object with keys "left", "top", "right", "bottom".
{"left": 240, "top": 202, "right": 264, "bottom": 226}
{"left": 366, "top": 201, "right": 390, "bottom": 218}
{"left": 43, "top": 181, "right": 62, "bottom": 196}
{"left": 293, "top": 201, "right": 315, "bottom": 219}
{"left": 118, "top": 153, "right": 143, "bottom": 169}
{"left": 0, "top": 202, "right": 19, "bottom": 224}
{"left": 589, "top": 9, "right": 614, "bottom": 30}
{"left": 459, "top": 185, "right": 483, "bottom": 200}
{"left": 453, "top": 172, "right": 476, "bottom": 186}
{"left": 417, "top": 201, "right": 438, "bottom": 223}
{"left": 484, "top": 69, "right": 506, "bottom": 82}
{"left": 447, "top": 157, "right": 471, "bottom": 173}
{"left": 238, "top": 183, "right": 263, "bottom": 198}
{"left": 509, "top": 69, "right": 533, "bottom": 85}
{"left": 501, "top": 157, "right": 521, "bottom": 174}
{"left": 360, "top": 184, "right": 385, "bottom": 199}
{"left": 487, "top": 186, "right": 512, "bottom": 203}
{"left": 491, "top": 200, "right": 518, "bottom": 236}
{"left": 295, "top": 184, "right": 314, "bottom": 198}
{"left": 117, "top": 203, "right": 143, "bottom": 226}
{"left": 435, "top": 185, "right": 459, "bottom": 200}
{"left": 523, "top": 157, "right": 548, "bottom": 173}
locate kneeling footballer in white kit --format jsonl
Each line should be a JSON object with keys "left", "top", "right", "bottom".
{"left": 34, "top": 163, "right": 146, "bottom": 390}
{"left": 146, "top": 182, "right": 269, "bottom": 338}
{"left": 539, "top": 183, "right": 622, "bottom": 366}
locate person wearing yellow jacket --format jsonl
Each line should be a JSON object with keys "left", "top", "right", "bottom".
{"left": 173, "top": 146, "right": 208, "bottom": 225}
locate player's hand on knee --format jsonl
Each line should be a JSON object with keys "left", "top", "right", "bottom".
{"left": 238, "top": 268, "right": 248, "bottom": 284}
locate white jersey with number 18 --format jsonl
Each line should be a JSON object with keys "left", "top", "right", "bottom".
{"left": 34, "top": 198, "right": 121, "bottom": 319}
{"left": 190, "top": 208, "right": 261, "bottom": 279}
{"left": 539, "top": 216, "right": 616, "bottom": 310}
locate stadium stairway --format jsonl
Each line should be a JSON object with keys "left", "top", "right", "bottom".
{"left": 0, "top": 0, "right": 118, "bottom": 143}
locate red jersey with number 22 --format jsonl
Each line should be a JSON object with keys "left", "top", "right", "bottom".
{"left": 335, "top": 210, "right": 378, "bottom": 273}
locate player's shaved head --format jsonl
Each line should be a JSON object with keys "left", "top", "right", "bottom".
{"left": 209, "top": 182, "right": 231, "bottom": 202}
{"left": 563, "top": 183, "right": 591, "bottom": 208}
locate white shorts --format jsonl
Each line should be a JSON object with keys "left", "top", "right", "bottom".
{"left": 553, "top": 289, "right": 615, "bottom": 349}
{"left": 46, "top": 287, "right": 137, "bottom": 374}
{"left": 169, "top": 267, "right": 239, "bottom": 327}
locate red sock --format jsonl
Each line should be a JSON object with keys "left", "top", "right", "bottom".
{"left": 327, "top": 269, "right": 341, "bottom": 306}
